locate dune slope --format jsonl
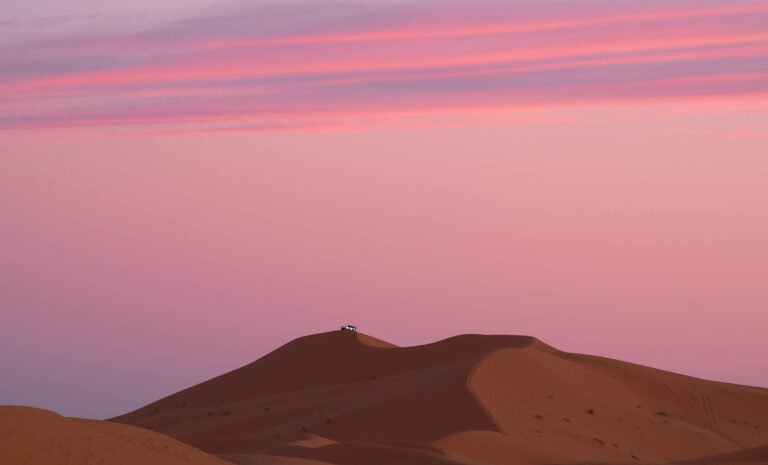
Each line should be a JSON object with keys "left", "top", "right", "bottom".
{"left": 113, "top": 332, "right": 540, "bottom": 450}
{"left": 467, "top": 347, "right": 768, "bottom": 463}
{"left": 0, "top": 406, "right": 231, "bottom": 465}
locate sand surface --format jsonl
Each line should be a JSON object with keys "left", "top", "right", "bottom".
{"left": 4, "top": 331, "right": 768, "bottom": 465}
{"left": 0, "top": 405, "right": 230, "bottom": 465}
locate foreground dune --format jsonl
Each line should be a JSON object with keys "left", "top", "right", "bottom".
{"left": 110, "top": 331, "right": 768, "bottom": 465}
{"left": 0, "top": 406, "right": 230, "bottom": 465}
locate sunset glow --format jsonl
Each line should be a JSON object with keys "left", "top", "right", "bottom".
{"left": 3, "top": 0, "right": 768, "bottom": 134}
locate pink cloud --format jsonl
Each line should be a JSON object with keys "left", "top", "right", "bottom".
{"left": 2, "top": 0, "right": 768, "bottom": 134}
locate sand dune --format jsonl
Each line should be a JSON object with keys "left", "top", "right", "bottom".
{"left": 109, "top": 331, "right": 768, "bottom": 465}
{"left": 467, "top": 347, "right": 768, "bottom": 463}
{"left": 0, "top": 406, "right": 230, "bottom": 465}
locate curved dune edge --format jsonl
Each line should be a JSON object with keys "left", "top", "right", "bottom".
{"left": 354, "top": 332, "right": 399, "bottom": 348}
{"left": 465, "top": 346, "right": 768, "bottom": 464}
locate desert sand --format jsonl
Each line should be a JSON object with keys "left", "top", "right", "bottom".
{"left": 0, "top": 405, "right": 229, "bottom": 465}
{"left": 3, "top": 331, "right": 767, "bottom": 465}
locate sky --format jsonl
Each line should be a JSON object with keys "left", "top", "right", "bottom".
{"left": 1, "top": 0, "right": 767, "bottom": 419}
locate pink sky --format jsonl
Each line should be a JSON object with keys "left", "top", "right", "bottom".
{"left": 1, "top": 1, "right": 767, "bottom": 419}
{"left": 3, "top": 0, "right": 768, "bottom": 135}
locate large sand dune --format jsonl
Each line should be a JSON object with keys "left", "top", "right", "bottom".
{"left": 108, "top": 331, "right": 768, "bottom": 465}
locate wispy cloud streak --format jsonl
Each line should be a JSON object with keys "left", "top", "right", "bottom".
{"left": 2, "top": 0, "right": 768, "bottom": 133}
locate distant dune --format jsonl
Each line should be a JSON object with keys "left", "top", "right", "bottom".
{"left": 3, "top": 331, "right": 768, "bottom": 465}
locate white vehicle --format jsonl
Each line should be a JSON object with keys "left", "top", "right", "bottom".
{"left": 340, "top": 325, "right": 357, "bottom": 332}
